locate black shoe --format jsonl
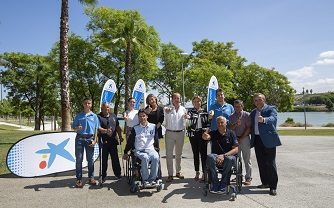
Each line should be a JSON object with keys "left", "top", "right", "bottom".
{"left": 116, "top": 175, "right": 122, "bottom": 179}
{"left": 257, "top": 184, "right": 270, "bottom": 189}
{"left": 269, "top": 188, "right": 277, "bottom": 196}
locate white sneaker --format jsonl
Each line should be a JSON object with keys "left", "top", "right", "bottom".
{"left": 150, "top": 181, "right": 157, "bottom": 186}
{"left": 143, "top": 181, "right": 150, "bottom": 187}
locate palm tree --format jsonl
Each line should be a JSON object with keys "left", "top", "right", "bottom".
{"left": 59, "top": 0, "right": 97, "bottom": 131}
{"left": 112, "top": 11, "right": 152, "bottom": 107}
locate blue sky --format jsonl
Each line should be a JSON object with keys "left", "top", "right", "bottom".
{"left": 1, "top": 0, "right": 334, "bottom": 94}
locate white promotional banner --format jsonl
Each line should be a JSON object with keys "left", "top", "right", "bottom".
{"left": 132, "top": 79, "right": 146, "bottom": 110}
{"left": 100, "top": 79, "right": 117, "bottom": 109}
{"left": 6, "top": 132, "right": 99, "bottom": 177}
{"left": 207, "top": 75, "right": 219, "bottom": 112}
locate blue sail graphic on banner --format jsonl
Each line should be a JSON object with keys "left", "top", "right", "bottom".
{"left": 207, "top": 88, "right": 217, "bottom": 112}
{"left": 133, "top": 90, "right": 144, "bottom": 110}
{"left": 101, "top": 91, "right": 115, "bottom": 105}
{"left": 207, "top": 76, "right": 219, "bottom": 112}
{"left": 132, "top": 79, "right": 146, "bottom": 110}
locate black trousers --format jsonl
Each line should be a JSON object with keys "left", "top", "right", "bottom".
{"left": 189, "top": 131, "right": 207, "bottom": 172}
{"left": 101, "top": 142, "right": 121, "bottom": 178}
{"left": 254, "top": 135, "right": 278, "bottom": 189}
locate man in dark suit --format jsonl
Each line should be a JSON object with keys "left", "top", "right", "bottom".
{"left": 250, "top": 93, "right": 281, "bottom": 196}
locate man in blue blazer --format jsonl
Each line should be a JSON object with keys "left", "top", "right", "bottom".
{"left": 250, "top": 93, "right": 281, "bottom": 196}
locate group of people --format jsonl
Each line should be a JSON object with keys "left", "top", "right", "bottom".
{"left": 72, "top": 90, "right": 281, "bottom": 196}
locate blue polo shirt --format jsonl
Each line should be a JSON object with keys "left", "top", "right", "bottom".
{"left": 210, "top": 102, "right": 234, "bottom": 131}
{"left": 72, "top": 111, "right": 100, "bottom": 135}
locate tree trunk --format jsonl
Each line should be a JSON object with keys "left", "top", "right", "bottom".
{"left": 124, "top": 41, "right": 132, "bottom": 110}
{"left": 34, "top": 105, "right": 40, "bottom": 130}
{"left": 114, "top": 70, "right": 122, "bottom": 115}
{"left": 59, "top": 0, "right": 71, "bottom": 131}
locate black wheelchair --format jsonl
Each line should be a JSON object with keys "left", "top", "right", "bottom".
{"left": 125, "top": 151, "right": 163, "bottom": 193}
{"left": 203, "top": 143, "right": 242, "bottom": 201}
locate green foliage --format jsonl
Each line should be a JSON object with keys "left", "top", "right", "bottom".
{"left": 0, "top": 100, "right": 13, "bottom": 116}
{"left": 323, "top": 123, "right": 334, "bottom": 127}
{"left": 188, "top": 39, "right": 244, "bottom": 101}
{"left": 325, "top": 99, "right": 333, "bottom": 111}
{"left": 0, "top": 53, "right": 58, "bottom": 130}
{"left": 67, "top": 34, "right": 101, "bottom": 114}
{"left": 86, "top": 7, "right": 160, "bottom": 110}
{"left": 152, "top": 43, "right": 184, "bottom": 102}
{"left": 231, "top": 63, "right": 295, "bottom": 112}
{"left": 296, "top": 92, "right": 334, "bottom": 112}
{"left": 285, "top": 117, "right": 294, "bottom": 123}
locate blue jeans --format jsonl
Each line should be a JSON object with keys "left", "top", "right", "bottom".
{"left": 134, "top": 149, "right": 159, "bottom": 182}
{"left": 206, "top": 154, "right": 235, "bottom": 185}
{"left": 75, "top": 138, "right": 95, "bottom": 180}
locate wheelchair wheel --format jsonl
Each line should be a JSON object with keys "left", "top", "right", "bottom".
{"left": 235, "top": 156, "right": 243, "bottom": 192}
{"left": 230, "top": 193, "right": 236, "bottom": 201}
{"left": 126, "top": 156, "right": 133, "bottom": 184}
{"left": 203, "top": 187, "right": 208, "bottom": 196}
{"left": 130, "top": 184, "right": 138, "bottom": 193}
{"left": 202, "top": 170, "right": 209, "bottom": 196}
{"left": 157, "top": 184, "right": 162, "bottom": 192}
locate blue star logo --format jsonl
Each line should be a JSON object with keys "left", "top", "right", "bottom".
{"left": 35, "top": 138, "right": 75, "bottom": 168}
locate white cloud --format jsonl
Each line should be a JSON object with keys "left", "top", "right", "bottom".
{"left": 286, "top": 66, "right": 314, "bottom": 79}
{"left": 319, "top": 51, "right": 334, "bottom": 59}
{"left": 289, "top": 78, "right": 334, "bottom": 93}
{"left": 314, "top": 58, "right": 334, "bottom": 65}
{"left": 285, "top": 50, "right": 334, "bottom": 93}
{"left": 313, "top": 51, "right": 334, "bottom": 65}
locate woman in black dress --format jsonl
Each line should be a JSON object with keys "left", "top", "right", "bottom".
{"left": 187, "top": 95, "right": 209, "bottom": 181}
{"left": 145, "top": 94, "right": 164, "bottom": 139}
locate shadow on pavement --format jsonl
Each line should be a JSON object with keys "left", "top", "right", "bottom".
{"left": 24, "top": 178, "right": 76, "bottom": 191}
{"left": 91, "top": 177, "right": 157, "bottom": 197}
{"left": 161, "top": 178, "right": 234, "bottom": 203}
{"left": 239, "top": 185, "right": 271, "bottom": 195}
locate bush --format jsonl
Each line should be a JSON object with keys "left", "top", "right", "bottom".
{"left": 285, "top": 117, "right": 294, "bottom": 124}
{"left": 280, "top": 117, "right": 312, "bottom": 127}
{"left": 322, "top": 123, "right": 334, "bottom": 127}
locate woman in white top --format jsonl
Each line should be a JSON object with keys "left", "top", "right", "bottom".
{"left": 123, "top": 97, "right": 139, "bottom": 141}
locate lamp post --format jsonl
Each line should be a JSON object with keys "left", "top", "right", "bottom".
{"left": 302, "top": 87, "right": 307, "bottom": 130}
{"left": 181, "top": 52, "right": 188, "bottom": 106}
{"left": 0, "top": 74, "right": 2, "bottom": 103}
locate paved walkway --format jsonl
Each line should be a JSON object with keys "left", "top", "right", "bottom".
{"left": 0, "top": 121, "right": 56, "bottom": 131}
{"left": 1, "top": 136, "right": 334, "bottom": 208}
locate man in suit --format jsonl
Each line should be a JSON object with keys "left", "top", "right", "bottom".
{"left": 250, "top": 93, "right": 281, "bottom": 196}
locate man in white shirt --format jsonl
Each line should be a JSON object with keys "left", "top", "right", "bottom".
{"left": 164, "top": 92, "right": 189, "bottom": 182}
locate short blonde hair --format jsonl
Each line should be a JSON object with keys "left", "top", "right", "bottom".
{"left": 253, "top": 93, "right": 266, "bottom": 101}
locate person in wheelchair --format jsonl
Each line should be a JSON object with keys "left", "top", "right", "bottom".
{"left": 123, "top": 109, "right": 160, "bottom": 187}
{"left": 202, "top": 116, "right": 239, "bottom": 194}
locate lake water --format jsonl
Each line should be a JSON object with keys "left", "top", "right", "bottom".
{"left": 278, "top": 112, "right": 334, "bottom": 126}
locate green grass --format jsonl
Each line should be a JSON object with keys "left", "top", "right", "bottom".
{"left": 278, "top": 129, "right": 334, "bottom": 136}
{"left": 0, "top": 127, "right": 36, "bottom": 175}
{"left": 0, "top": 124, "right": 20, "bottom": 131}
